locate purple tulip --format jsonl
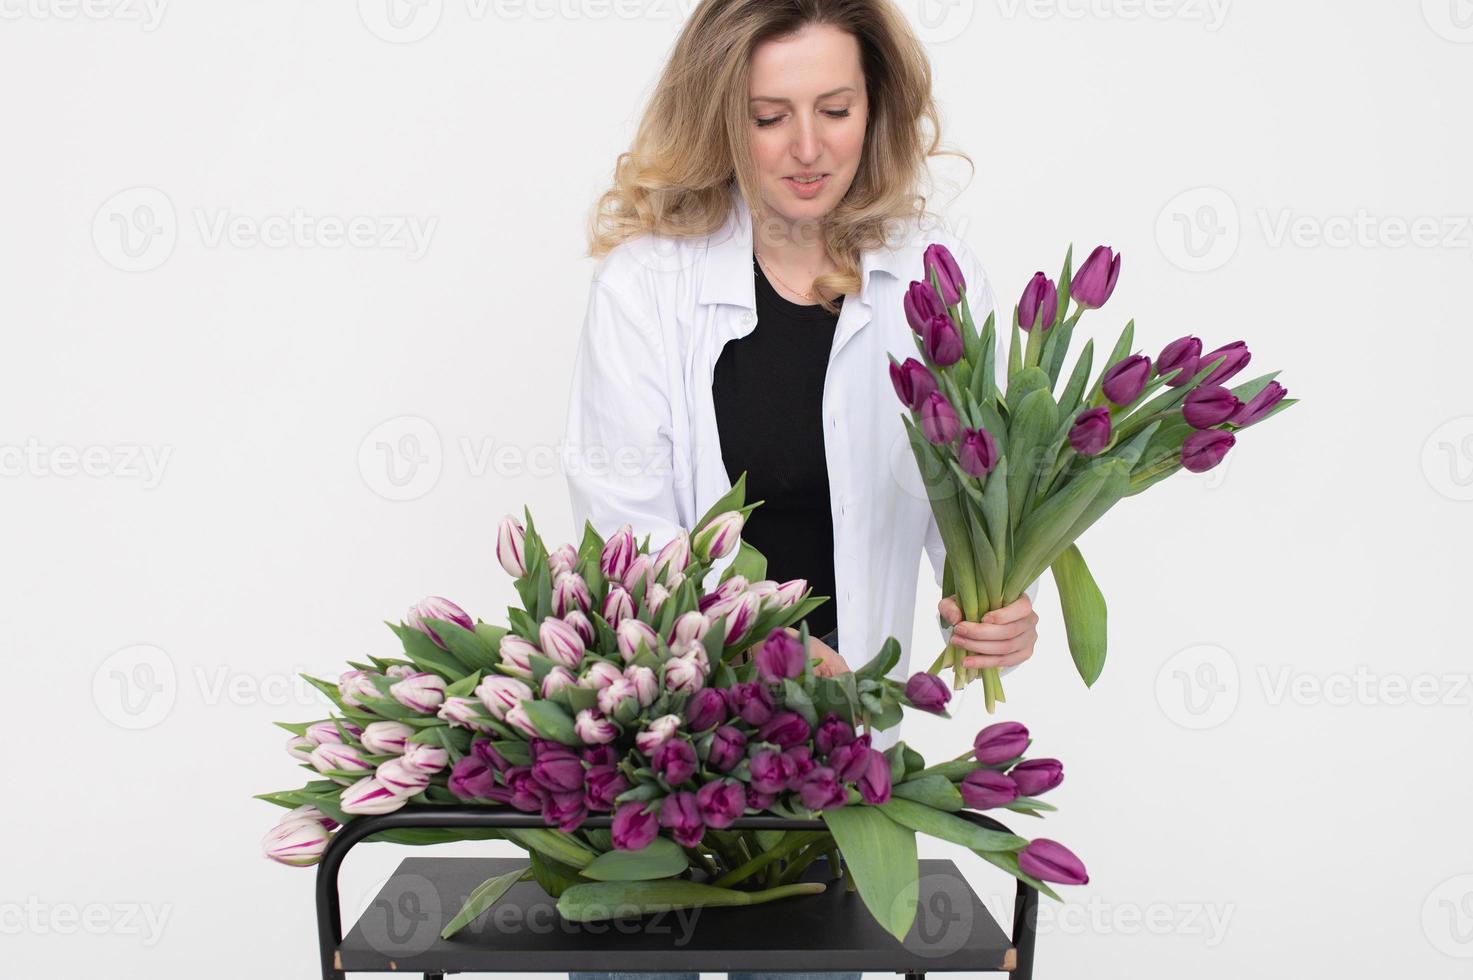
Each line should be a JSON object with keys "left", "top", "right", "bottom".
{"left": 1157, "top": 335, "right": 1201, "bottom": 386}
{"left": 798, "top": 766, "right": 848, "bottom": 811}
{"left": 499, "top": 766, "right": 544, "bottom": 812}
{"left": 659, "top": 791, "right": 705, "bottom": 847}
{"left": 815, "top": 713, "right": 856, "bottom": 754}
{"left": 974, "top": 722, "right": 1029, "bottom": 764}
{"left": 725, "top": 681, "right": 774, "bottom": 726}
{"left": 920, "top": 392, "right": 961, "bottom": 445}
{"left": 496, "top": 515, "right": 526, "bottom": 578}
{"left": 1181, "top": 429, "right": 1235, "bottom": 472}
{"left": 826, "top": 734, "right": 874, "bottom": 783}
{"left": 746, "top": 785, "right": 777, "bottom": 811}
{"left": 924, "top": 243, "right": 966, "bottom": 305}
{"left": 958, "top": 427, "right": 1000, "bottom": 478}
{"left": 905, "top": 672, "right": 952, "bottom": 713}
{"left": 684, "top": 687, "right": 728, "bottom": 732}
{"left": 889, "top": 357, "right": 939, "bottom": 412}
{"left": 530, "top": 742, "right": 585, "bottom": 793}
{"left": 749, "top": 749, "right": 796, "bottom": 794}
{"left": 857, "top": 749, "right": 892, "bottom": 805}
{"left": 1071, "top": 245, "right": 1121, "bottom": 310}
{"left": 1230, "top": 381, "right": 1287, "bottom": 428}
{"left": 652, "top": 738, "right": 698, "bottom": 785}
{"left": 584, "top": 765, "right": 629, "bottom": 811}
{"left": 1101, "top": 354, "right": 1152, "bottom": 406}
{"left": 583, "top": 744, "right": 617, "bottom": 767}
{"left": 696, "top": 778, "right": 747, "bottom": 829}
{"left": 756, "top": 710, "right": 811, "bottom": 749}
{"left": 611, "top": 801, "right": 660, "bottom": 850}
{"left": 599, "top": 523, "right": 636, "bottom": 580}
{"left": 1018, "top": 838, "right": 1090, "bottom": 885}
{"left": 1198, "top": 340, "right": 1250, "bottom": 386}
{"left": 922, "top": 314, "right": 964, "bottom": 367}
{"left": 1182, "top": 384, "right": 1242, "bottom": 429}
{"left": 542, "top": 788, "right": 588, "bottom": 833}
{"left": 1018, "top": 272, "right": 1058, "bottom": 332}
{"left": 782, "top": 745, "right": 817, "bottom": 790}
{"left": 1009, "top": 758, "right": 1064, "bottom": 797}
{"left": 960, "top": 769, "right": 1019, "bottom": 809}
{"left": 406, "top": 596, "right": 474, "bottom": 650}
{"left": 904, "top": 280, "right": 948, "bottom": 333}
{"left": 706, "top": 725, "right": 747, "bottom": 771}
{"left": 755, "top": 629, "right": 805, "bottom": 683}
{"left": 1068, "top": 407, "right": 1112, "bottom": 456}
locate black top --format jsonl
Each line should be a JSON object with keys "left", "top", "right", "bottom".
{"left": 712, "top": 254, "right": 843, "bottom": 638}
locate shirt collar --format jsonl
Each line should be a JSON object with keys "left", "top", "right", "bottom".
{"left": 697, "top": 181, "right": 920, "bottom": 311}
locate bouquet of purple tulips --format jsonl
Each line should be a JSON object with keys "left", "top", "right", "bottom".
{"left": 258, "top": 478, "right": 1087, "bottom": 940}
{"left": 893, "top": 243, "right": 1297, "bottom": 710}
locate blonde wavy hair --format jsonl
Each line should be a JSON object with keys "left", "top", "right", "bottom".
{"left": 586, "top": 0, "right": 969, "bottom": 314}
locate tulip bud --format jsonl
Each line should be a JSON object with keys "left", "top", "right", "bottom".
{"left": 685, "top": 687, "right": 728, "bottom": 731}
{"left": 438, "top": 696, "right": 496, "bottom": 733}
{"left": 904, "top": 279, "right": 948, "bottom": 333}
{"left": 1198, "top": 340, "right": 1250, "bottom": 386}
{"left": 503, "top": 703, "right": 540, "bottom": 739}
{"left": 653, "top": 738, "right": 698, "bottom": 784}
{"left": 1009, "top": 758, "right": 1064, "bottom": 797}
{"left": 579, "top": 660, "right": 625, "bottom": 690}
{"left": 920, "top": 392, "right": 961, "bottom": 445}
{"left": 923, "top": 243, "right": 966, "bottom": 306}
{"left": 958, "top": 427, "right": 1000, "bottom": 478}
{"left": 1068, "top": 407, "right": 1112, "bottom": 456}
{"left": 693, "top": 511, "right": 744, "bottom": 562}
{"left": 477, "top": 675, "right": 533, "bottom": 720}
{"left": 1230, "top": 381, "right": 1287, "bottom": 428}
{"left": 706, "top": 725, "right": 747, "bottom": 771}
{"left": 389, "top": 672, "right": 446, "bottom": 714}
{"left": 1018, "top": 838, "right": 1089, "bottom": 885}
{"left": 698, "top": 576, "right": 746, "bottom": 614}
{"left": 1182, "top": 384, "right": 1241, "bottom": 429}
{"left": 959, "top": 769, "right": 1019, "bottom": 809}
{"left": 625, "top": 664, "right": 659, "bottom": 706}
{"left": 722, "top": 593, "right": 763, "bottom": 646}
{"left": 670, "top": 610, "right": 711, "bottom": 645}
{"left": 285, "top": 804, "right": 338, "bottom": 831}
{"left": 540, "top": 665, "right": 578, "bottom": 699}
{"left": 376, "top": 758, "right": 431, "bottom": 798}
{"left": 1100, "top": 354, "right": 1152, "bottom": 406}
{"left": 922, "top": 313, "right": 964, "bottom": 367}
{"left": 757, "top": 710, "right": 811, "bottom": 748}
{"left": 602, "top": 585, "right": 636, "bottom": 630}
{"left": 337, "top": 669, "right": 381, "bottom": 708}
{"left": 1070, "top": 245, "right": 1121, "bottom": 310}
{"left": 1157, "top": 335, "right": 1201, "bottom": 387}
{"left": 402, "top": 742, "right": 449, "bottom": 773}
{"left": 799, "top": 765, "right": 848, "bottom": 811}
{"left": 575, "top": 708, "right": 618, "bottom": 744}
{"left": 563, "top": 609, "right": 595, "bottom": 647}
{"left": 622, "top": 554, "right": 655, "bottom": 594}
{"left": 775, "top": 579, "right": 807, "bottom": 607}
{"left": 1018, "top": 272, "right": 1058, "bottom": 332}
{"left": 635, "top": 714, "right": 682, "bottom": 755}
{"left": 552, "top": 572, "right": 593, "bottom": 617}
{"left": 286, "top": 735, "right": 316, "bottom": 762}
{"left": 360, "top": 721, "right": 414, "bottom": 756}
{"left": 305, "top": 719, "right": 362, "bottom": 745}
{"left": 496, "top": 515, "right": 527, "bottom": 578}
{"left": 974, "top": 721, "right": 1029, "bottom": 764}
{"left": 664, "top": 655, "right": 705, "bottom": 694}
{"left": 548, "top": 543, "right": 579, "bottom": 578}
{"left": 498, "top": 634, "right": 538, "bottom": 678}
{"left": 646, "top": 583, "right": 671, "bottom": 617}
{"left": 340, "top": 777, "right": 407, "bottom": 815}
{"left": 659, "top": 791, "right": 706, "bottom": 847}
{"left": 755, "top": 628, "right": 805, "bottom": 683}
{"left": 309, "top": 743, "right": 372, "bottom": 783}
{"left": 539, "top": 617, "right": 586, "bottom": 670}
{"left": 696, "top": 778, "right": 747, "bottom": 829}
{"left": 1181, "top": 429, "right": 1235, "bottom": 472}
{"left": 726, "top": 681, "right": 774, "bottom": 726}
{"left": 905, "top": 672, "right": 952, "bottom": 713}
{"left": 889, "top": 357, "right": 939, "bottom": 412}
{"left": 385, "top": 664, "right": 416, "bottom": 680}
{"left": 616, "top": 619, "right": 660, "bottom": 663}
{"left": 600, "top": 524, "right": 637, "bottom": 580}
{"left": 406, "top": 596, "right": 474, "bottom": 650}
{"left": 611, "top": 801, "right": 660, "bottom": 850}
{"left": 262, "top": 817, "right": 329, "bottom": 867}
{"left": 857, "top": 749, "right": 892, "bottom": 805}
{"left": 652, "top": 529, "right": 691, "bottom": 585}
{"left": 597, "top": 677, "right": 639, "bottom": 717}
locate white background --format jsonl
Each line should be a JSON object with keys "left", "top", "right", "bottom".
{"left": 3, "top": 1, "right": 1471, "bottom": 977}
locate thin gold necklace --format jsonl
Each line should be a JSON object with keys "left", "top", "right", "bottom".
{"left": 754, "top": 250, "right": 823, "bottom": 304}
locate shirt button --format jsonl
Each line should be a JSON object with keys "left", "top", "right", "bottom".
{"left": 741, "top": 312, "right": 756, "bottom": 326}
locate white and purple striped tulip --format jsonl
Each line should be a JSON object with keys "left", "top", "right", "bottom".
{"left": 775, "top": 578, "right": 808, "bottom": 608}
{"left": 389, "top": 672, "right": 446, "bottom": 714}
{"left": 722, "top": 593, "right": 763, "bottom": 646}
{"left": 340, "top": 777, "right": 407, "bottom": 815}
{"left": 406, "top": 596, "right": 474, "bottom": 650}
{"left": 306, "top": 719, "right": 361, "bottom": 745}
{"left": 622, "top": 554, "right": 655, "bottom": 594}
{"left": 600, "top": 524, "right": 637, "bottom": 580}
{"left": 402, "top": 742, "right": 449, "bottom": 774}
{"left": 670, "top": 611, "right": 711, "bottom": 645}
{"left": 496, "top": 514, "right": 527, "bottom": 578}
{"left": 477, "top": 675, "right": 533, "bottom": 720}
{"left": 309, "top": 743, "right": 373, "bottom": 784}
{"left": 562, "top": 609, "right": 595, "bottom": 648}
{"left": 672, "top": 639, "right": 710, "bottom": 675}
{"left": 541, "top": 665, "right": 578, "bottom": 699}
{"left": 652, "top": 529, "right": 691, "bottom": 585}
{"left": 578, "top": 660, "right": 625, "bottom": 690}
{"left": 262, "top": 817, "right": 330, "bottom": 867}
{"left": 635, "top": 714, "right": 682, "bottom": 755}
{"left": 746, "top": 579, "right": 784, "bottom": 610}
{"left": 376, "top": 758, "right": 431, "bottom": 798}
{"left": 285, "top": 804, "right": 338, "bottom": 831}
{"left": 664, "top": 655, "right": 704, "bottom": 694}
{"left": 552, "top": 571, "right": 592, "bottom": 616}
{"left": 692, "top": 511, "right": 744, "bottom": 562}
{"left": 360, "top": 721, "right": 414, "bottom": 756}
{"left": 602, "top": 585, "right": 635, "bottom": 629}
{"left": 596, "top": 677, "right": 638, "bottom": 717}
{"left": 499, "top": 634, "right": 538, "bottom": 678}
{"left": 698, "top": 576, "right": 746, "bottom": 614}
{"left": 549, "top": 543, "right": 580, "bottom": 578}
{"left": 646, "top": 583, "right": 671, "bottom": 617}
{"left": 385, "top": 664, "right": 416, "bottom": 680}
{"left": 575, "top": 708, "right": 618, "bottom": 745}
{"left": 624, "top": 664, "right": 658, "bottom": 706}
{"left": 438, "top": 696, "right": 496, "bottom": 733}
{"left": 616, "top": 619, "right": 660, "bottom": 664}
{"left": 539, "top": 617, "right": 586, "bottom": 670}
{"left": 286, "top": 736, "right": 315, "bottom": 763}
{"left": 503, "top": 703, "right": 539, "bottom": 739}
{"left": 337, "top": 669, "right": 382, "bottom": 708}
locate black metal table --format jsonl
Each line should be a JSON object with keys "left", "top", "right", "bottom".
{"left": 317, "top": 807, "right": 1039, "bottom": 980}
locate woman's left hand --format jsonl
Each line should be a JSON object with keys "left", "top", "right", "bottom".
{"left": 938, "top": 593, "right": 1039, "bottom": 670}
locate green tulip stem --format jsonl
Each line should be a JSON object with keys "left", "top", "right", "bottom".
{"left": 774, "top": 836, "right": 834, "bottom": 886}
{"left": 1022, "top": 315, "right": 1045, "bottom": 368}
{"left": 684, "top": 845, "right": 719, "bottom": 877}
{"left": 711, "top": 831, "right": 828, "bottom": 889}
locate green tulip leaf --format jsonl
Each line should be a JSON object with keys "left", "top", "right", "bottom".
{"left": 1051, "top": 543, "right": 1108, "bottom": 686}
{"left": 440, "top": 865, "right": 532, "bottom": 939}
{"left": 820, "top": 805, "right": 919, "bottom": 941}
{"left": 579, "top": 836, "right": 690, "bottom": 882}
{"left": 878, "top": 797, "right": 1029, "bottom": 853}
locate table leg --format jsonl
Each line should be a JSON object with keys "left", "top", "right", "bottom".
{"left": 1010, "top": 879, "right": 1038, "bottom": 980}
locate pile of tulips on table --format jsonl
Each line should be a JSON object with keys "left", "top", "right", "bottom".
{"left": 259, "top": 480, "right": 1086, "bottom": 941}
{"left": 894, "top": 243, "right": 1297, "bottom": 709}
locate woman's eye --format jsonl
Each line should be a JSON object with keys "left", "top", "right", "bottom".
{"left": 755, "top": 115, "right": 783, "bottom": 127}
{"left": 824, "top": 109, "right": 851, "bottom": 119}
{"left": 754, "top": 109, "right": 850, "bottom": 128}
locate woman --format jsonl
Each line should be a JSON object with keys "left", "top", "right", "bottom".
{"left": 563, "top": 3, "right": 1038, "bottom": 977}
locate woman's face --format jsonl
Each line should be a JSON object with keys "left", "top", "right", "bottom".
{"left": 746, "top": 23, "right": 869, "bottom": 234}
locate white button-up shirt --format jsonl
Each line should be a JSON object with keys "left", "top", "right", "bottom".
{"left": 563, "top": 183, "right": 1028, "bottom": 751}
